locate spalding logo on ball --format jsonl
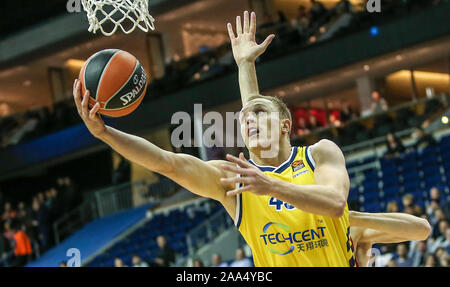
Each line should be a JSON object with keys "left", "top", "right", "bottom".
{"left": 79, "top": 49, "right": 148, "bottom": 117}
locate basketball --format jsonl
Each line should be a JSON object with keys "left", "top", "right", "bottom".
{"left": 78, "top": 49, "right": 148, "bottom": 117}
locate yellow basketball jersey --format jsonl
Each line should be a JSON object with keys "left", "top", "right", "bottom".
{"left": 235, "top": 146, "right": 356, "bottom": 267}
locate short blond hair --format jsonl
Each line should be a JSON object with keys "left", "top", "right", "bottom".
{"left": 247, "top": 94, "right": 292, "bottom": 124}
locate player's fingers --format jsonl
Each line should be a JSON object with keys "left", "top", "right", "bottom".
{"left": 259, "top": 34, "right": 275, "bottom": 51}
{"left": 89, "top": 102, "right": 100, "bottom": 120}
{"left": 226, "top": 185, "right": 254, "bottom": 197}
{"left": 236, "top": 15, "right": 242, "bottom": 35}
{"left": 226, "top": 154, "right": 253, "bottom": 168}
{"left": 221, "top": 164, "right": 254, "bottom": 176}
{"left": 239, "top": 152, "right": 250, "bottom": 164}
{"left": 250, "top": 11, "right": 256, "bottom": 36}
{"left": 73, "top": 80, "right": 82, "bottom": 115}
{"left": 227, "top": 23, "right": 236, "bottom": 40}
{"left": 81, "top": 90, "right": 90, "bottom": 118}
{"left": 220, "top": 176, "right": 254, "bottom": 186}
{"left": 243, "top": 11, "right": 250, "bottom": 33}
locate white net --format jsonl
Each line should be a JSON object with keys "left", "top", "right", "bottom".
{"left": 81, "top": 0, "right": 156, "bottom": 36}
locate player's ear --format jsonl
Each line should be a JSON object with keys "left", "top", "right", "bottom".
{"left": 281, "top": 119, "right": 291, "bottom": 135}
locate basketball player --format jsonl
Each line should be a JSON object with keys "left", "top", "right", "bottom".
{"left": 73, "top": 11, "right": 355, "bottom": 266}
{"left": 348, "top": 210, "right": 430, "bottom": 267}
{"left": 222, "top": 11, "right": 355, "bottom": 266}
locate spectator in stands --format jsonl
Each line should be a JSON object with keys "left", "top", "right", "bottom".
{"left": 328, "top": 113, "right": 341, "bottom": 127}
{"left": 434, "top": 247, "right": 448, "bottom": 267}
{"left": 293, "top": 5, "right": 310, "bottom": 34}
{"left": 193, "top": 258, "right": 204, "bottom": 267}
{"left": 409, "top": 240, "right": 428, "bottom": 267}
{"left": 426, "top": 187, "right": 441, "bottom": 217}
{"left": 114, "top": 257, "right": 127, "bottom": 267}
{"left": 0, "top": 231, "right": 8, "bottom": 266}
{"left": 62, "top": 176, "right": 80, "bottom": 213}
{"left": 386, "top": 201, "right": 399, "bottom": 213}
{"left": 335, "top": 0, "right": 353, "bottom": 15}
{"left": 211, "top": 253, "right": 228, "bottom": 267}
{"left": 307, "top": 114, "right": 322, "bottom": 130}
{"left": 230, "top": 248, "right": 252, "bottom": 267}
{"left": 394, "top": 243, "right": 413, "bottom": 267}
{"left": 430, "top": 221, "right": 449, "bottom": 253}
{"left": 16, "top": 202, "right": 26, "bottom": 219}
{"left": 402, "top": 194, "right": 423, "bottom": 216}
{"left": 16, "top": 201, "right": 36, "bottom": 244}
{"left": 3, "top": 221, "right": 14, "bottom": 244}
{"left": 113, "top": 156, "right": 131, "bottom": 185}
{"left": 424, "top": 253, "right": 439, "bottom": 267}
{"left": 309, "top": 0, "right": 327, "bottom": 23}
{"left": 49, "top": 187, "right": 63, "bottom": 221}
{"left": 277, "top": 11, "right": 288, "bottom": 25}
{"left": 340, "top": 102, "right": 358, "bottom": 123}
{"left": 2, "top": 202, "right": 17, "bottom": 221}
{"left": 44, "top": 190, "right": 53, "bottom": 209}
{"left": 411, "top": 127, "right": 437, "bottom": 150}
{"left": 132, "top": 254, "right": 149, "bottom": 267}
{"left": 384, "top": 132, "right": 405, "bottom": 158}
{"left": 154, "top": 235, "right": 175, "bottom": 267}
{"left": 429, "top": 208, "right": 445, "bottom": 230}
{"left": 10, "top": 219, "right": 32, "bottom": 267}
{"left": 296, "top": 117, "right": 310, "bottom": 136}
{"left": 386, "top": 258, "right": 398, "bottom": 267}
{"left": 369, "top": 91, "right": 388, "bottom": 115}
{"left": 431, "top": 211, "right": 447, "bottom": 240}
{"left": 31, "top": 199, "right": 50, "bottom": 252}
{"left": 37, "top": 193, "right": 45, "bottom": 205}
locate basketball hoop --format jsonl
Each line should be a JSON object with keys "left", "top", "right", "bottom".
{"left": 81, "top": 0, "right": 156, "bottom": 36}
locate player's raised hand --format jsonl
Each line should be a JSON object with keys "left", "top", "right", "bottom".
{"left": 227, "top": 11, "right": 275, "bottom": 66}
{"left": 73, "top": 79, "right": 106, "bottom": 138}
{"left": 220, "top": 153, "right": 274, "bottom": 197}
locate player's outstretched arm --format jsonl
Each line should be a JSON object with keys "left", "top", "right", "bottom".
{"left": 228, "top": 11, "right": 274, "bottom": 105}
{"left": 220, "top": 140, "right": 350, "bottom": 218}
{"left": 73, "top": 79, "right": 236, "bottom": 211}
{"left": 349, "top": 211, "right": 431, "bottom": 244}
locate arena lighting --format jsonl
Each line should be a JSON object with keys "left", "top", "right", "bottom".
{"left": 364, "top": 65, "right": 370, "bottom": 71}
{"left": 370, "top": 26, "right": 379, "bottom": 36}
{"left": 389, "top": 70, "right": 450, "bottom": 82}
{"left": 65, "top": 59, "right": 85, "bottom": 69}
{"left": 442, "top": 116, "right": 449, "bottom": 125}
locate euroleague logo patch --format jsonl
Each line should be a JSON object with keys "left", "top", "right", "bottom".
{"left": 291, "top": 160, "right": 305, "bottom": 172}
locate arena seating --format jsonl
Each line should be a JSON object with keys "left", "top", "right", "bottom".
{"left": 26, "top": 202, "right": 156, "bottom": 267}
{"left": 87, "top": 200, "right": 222, "bottom": 267}
{"left": 348, "top": 134, "right": 450, "bottom": 214}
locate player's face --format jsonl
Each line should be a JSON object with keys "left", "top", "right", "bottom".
{"left": 239, "top": 98, "right": 283, "bottom": 153}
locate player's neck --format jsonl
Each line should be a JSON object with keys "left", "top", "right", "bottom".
{"left": 249, "top": 140, "right": 292, "bottom": 167}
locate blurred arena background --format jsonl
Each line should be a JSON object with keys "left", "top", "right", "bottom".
{"left": 0, "top": 0, "right": 449, "bottom": 267}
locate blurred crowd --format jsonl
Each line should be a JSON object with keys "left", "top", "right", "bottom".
{"left": 0, "top": 101, "right": 80, "bottom": 149}
{"left": 377, "top": 186, "right": 450, "bottom": 267}
{"left": 108, "top": 235, "right": 176, "bottom": 268}
{"left": 0, "top": 176, "right": 79, "bottom": 266}
{"left": 292, "top": 101, "right": 360, "bottom": 137}
{"left": 2, "top": 0, "right": 445, "bottom": 151}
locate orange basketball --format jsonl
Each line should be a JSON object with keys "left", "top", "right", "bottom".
{"left": 78, "top": 49, "right": 148, "bottom": 117}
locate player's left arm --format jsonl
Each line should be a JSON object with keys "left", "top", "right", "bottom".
{"left": 228, "top": 11, "right": 275, "bottom": 105}
{"left": 220, "top": 139, "right": 350, "bottom": 218}
{"left": 349, "top": 211, "right": 431, "bottom": 244}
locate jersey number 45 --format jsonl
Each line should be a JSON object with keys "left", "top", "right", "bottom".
{"left": 269, "top": 197, "right": 296, "bottom": 211}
